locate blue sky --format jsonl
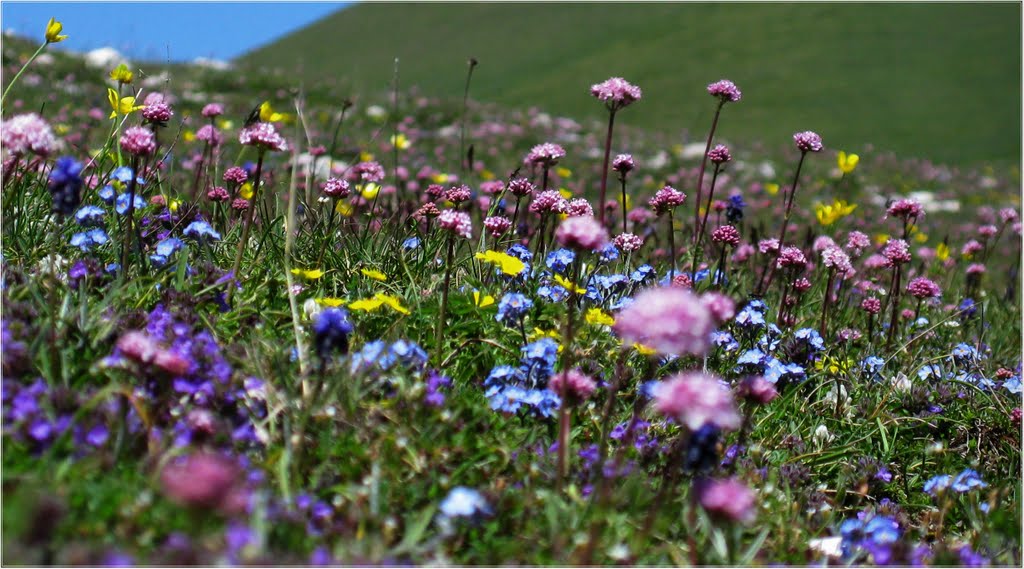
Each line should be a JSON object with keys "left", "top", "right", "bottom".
{"left": 1, "top": 2, "right": 349, "bottom": 62}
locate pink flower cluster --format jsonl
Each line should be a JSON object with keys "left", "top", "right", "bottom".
{"left": 883, "top": 239, "right": 912, "bottom": 265}
{"left": 524, "top": 142, "right": 566, "bottom": 167}
{"left": 613, "top": 287, "right": 716, "bottom": 356}
{"left": 711, "top": 225, "right": 740, "bottom": 247}
{"left": 548, "top": 368, "right": 597, "bottom": 404}
{"left": 590, "top": 77, "right": 643, "bottom": 110}
{"left": 195, "top": 125, "right": 222, "bottom": 146}
{"left": 707, "top": 79, "right": 742, "bottom": 103}
{"left": 1, "top": 113, "right": 58, "bottom": 156}
{"left": 566, "top": 198, "right": 594, "bottom": 217}
{"left": 613, "top": 232, "right": 643, "bottom": 252}
{"left": 649, "top": 185, "right": 686, "bottom": 215}
{"left": 555, "top": 215, "right": 609, "bottom": 251}
{"left": 707, "top": 144, "right": 732, "bottom": 164}
{"left": 321, "top": 177, "right": 351, "bottom": 198}
{"left": 223, "top": 166, "right": 248, "bottom": 184}
{"left": 201, "top": 103, "right": 224, "bottom": 118}
{"left": 239, "top": 122, "right": 287, "bottom": 152}
{"left": 120, "top": 126, "right": 157, "bottom": 156}
{"left": 444, "top": 184, "right": 472, "bottom": 203}
{"left": 530, "top": 190, "right": 568, "bottom": 214}
{"left": 354, "top": 161, "right": 385, "bottom": 183}
{"left": 612, "top": 154, "right": 635, "bottom": 175}
{"left": 887, "top": 198, "right": 924, "bottom": 220}
{"left": 845, "top": 231, "right": 871, "bottom": 256}
{"left": 483, "top": 216, "right": 512, "bottom": 237}
{"left": 696, "top": 478, "right": 756, "bottom": 523}
{"left": 906, "top": 277, "right": 941, "bottom": 299}
{"left": 142, "top": 102, "right": 173, "bottom": 124}
{"left": 438, "top": 209, "right": 472, "bottom": 239}
{"left": 821, "top": 246, "right": 853, "bottom": 275}
{"left": 654, "top": 371, "right": 741, "bottom": 431}
{"left": 793, "top": 131, "right": 823, "bottom": 153}
{"left": 507, "top": 177, "right": 535, "bottom": 197}
{"left": 776, "top": 246, "right": 807, "bottom": 269}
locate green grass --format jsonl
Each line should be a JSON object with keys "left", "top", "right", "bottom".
{"left": 240, "top": 2, "right": 1021, "bottom": 167}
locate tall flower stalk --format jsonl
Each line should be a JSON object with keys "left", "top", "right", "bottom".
{"left": 590, "top": 78, "right": 641, "bottom": 227}
{"left": 435, "top": 210, "right": 473, "bottom": 359}
{"left": 692, "top": 145, "right": 731, "bottom": 280}
{"left": 693, "top": 80, "right": 741, "bottom": 255}
{"left": 612, "top": 154, "right": 635, "bottom": 234}
{"left": 1, "top": 18, "right": 67, "bottom": 108}
{"left": 649, "top": 185, "right": 686, "bottom": 282}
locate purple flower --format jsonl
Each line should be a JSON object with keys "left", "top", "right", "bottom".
{"left": 590, "top": 77, "right": 642, "bottom": 111}
{"left": 654, "top": 372, "right": 742, "bottom": 431}
{"left": 1, "top": 113, "right": 57, "bottom": 156}
{"left": 707, "top": 79, "right": 742, "bottom": 103}
{"left": 708, "top": 144, "right": 732, "bottom": 164}
{"left": 555, "top": 215, "right": 609, "bottom": 252}
{"left": 793, "top": 131, "right": 824, "bottom": 153}
{"left": 614, "top": 287, "right": 716, "bottom": 356}
{"left": 239, "top": 122, "right": 287, "bottom": 152}
{"left": 524, "top": 142, "right": 566, "bottom": 167}
{"left": 120, "top": 126, "right": 157, "bottom": 156}
{"left": 696, "top": 477, "right": 756, "bottom": 523}
{"left": 612, "top": 154, "right": 635, "bottom": 175}
{"left": 437, "top": 209, "right": 473, "bottom": 239}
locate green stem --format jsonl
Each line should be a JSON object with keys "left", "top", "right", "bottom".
{"left": 0, "top": 42, "right": 47, "bottom": 109}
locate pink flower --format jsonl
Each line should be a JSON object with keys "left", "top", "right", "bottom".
{"left": 758, "top": 238, "right": 780, "bottom": 255}
{"left": 654, "top": 371, "right": 741, "bottom": 431}
{"left": 887, "top": 198, "right": 924, "bottom": 220}
{"left": 231, "top": 198, "right": 250, "bottom": 211}
{"left": 696, "top": 478, "right": 756, "bottom": 523}
{"left": 142, "top": 102, "right": 173, "bottom": 124}
{"left": 354, "top": 161, "right": 385, "bottom": 183}
{"left": 737, "top": 376, "right": 778, "bottom": 405}
{"left": 566, "top": 198, "right": 594, "bottom": 218}
{"left": 845, "top": 231, "right": 871, "bottom": 256}
{"left": 321, "top": 177, "right": 350, "bottom": 198}
{"left": 120, "top": 126, "right": 157, "bottom": 156}
{"left": 480, "top": 180, "right": 504, "bottom": 195}
{"left": 821, "top": 246, "right": 853, "bottom": 274}
{"left": 961, "top": 240, "right": 983, "bottom": 256}
{"left": 507, "top": 177, "right": 535, "bottom": 197}
{"left": 882, "top": 239, "right": 912, "bottom": 266}
{"left": 201, "top": 103, "right": 224, "bottom": 118}
{"left": 672, "top": 273, "right": 693, "bottom": 289}
{"left": 711, "top": 225, "right": 740, "bottom": 247}
{"left": 195, "top": 125, "right": 222, "bottom": 146}
{"left": 207, "top": 186, "right": 230, "bottom": 202}
{"left": 160, "top": 453, "right": 246, "bottom": 514}
{"left": 438, "top": 209, "right": 472, "bottom": 239}
{"left": 590, "top": 77, "right": 642, "bottom": 110}
{"left": 793, "top": 131, "right": 823, "bottom": 153}
{"left": 998, "top": 208, "right": 1019, "bottom": 224}
{"left": 612, "top": 154, "right": 635, "bottom": 175}
{"left": 978, "top": 224, "right": 998, "bottom": 238}
{"left": 483, "top": 216, "right": 512, "bottom": 237}
{"left": 649, "top": 185, "right": 686, "bottom": 215}
{"left": 223, "top": 166, "right": 248, "bottom": 184}
{"left": 613, "top": 232, "right": 643, "bottom": 252}
{"left": 776, "top": 246, "right": 807, "bottom": 269}
{"left": 906, "top": 277, "right": 941, "bottom": 299}
{"left": 614, "top": 287, "right": 715, "bottom": 356}
{"left": 707, "top": 79, "right": 742, "bottom": 103}
{"left": 707, "top": 144, "right": 731, "bottom": 164}
{"left": 813, "top": 235, "right": 837, "bottom": 253}
{"left": 239, "top": 122, "right": 287, "bottom": 152}
{"left": 444, "top": 184, "right": 472, "bottom": 203}
{"left": 524, "top": 142, "right": 566, "bottom": 167}
{"left": 530, "top": 190, "right": 568, "bottom": 214}
{"left": 555, "top": 215, "right": 609, "bottom": 251}
{"left": 861, "top": 297, "right": 882, "bottom": 315}
{"left": 548, "top": 369, "right": 597, "bottom": 404}
{"left": 792, "top": 277, "right": 812, "bottom": 293}
{"left": 732, "top": 243, "right": 755, "bottom": 263}
{"left": 1, "top": 113, "right": 57, "bottom": 156}
{"left": 701, "top": 292, "right": 735, "bottom": 323}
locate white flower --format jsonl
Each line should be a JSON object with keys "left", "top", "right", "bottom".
{"left": 812, "top": 425, "right": 833, "bottom": 448}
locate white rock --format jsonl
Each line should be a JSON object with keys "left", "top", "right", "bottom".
{"left": 84, "top": 47, "right": 126, "bottom": 69}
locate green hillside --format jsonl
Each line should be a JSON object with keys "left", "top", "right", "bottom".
{"left": 240, "top": 2, "right": 1021, "bottom": 167}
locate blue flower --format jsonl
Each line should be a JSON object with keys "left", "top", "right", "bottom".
{"left": 764, "top": 358, "right": 804, "bottom": 384}
{"left": 496, "top": 293, "right": 533, "bottom": 324}
{"left": 951, "top": 469, "right": 987, "bottom": 493}
{"left": 958, "top": 298, "right": 977, "bottom": 319}
{"left": 149, "top": 237, "right": 184, "bottom": 267}
{"left": 917, "top": 364, "right": 943, "bottom": 381}
{"left": 48, "top": 156, "right": 84, "bottom": 215}
{"left": 794, "top": 328, "right": 825, "bottom": 351}
{"left": 923, "top": 474, "right": 952, "bottom": 496}
{"left": 630, "top": 264, "right": 656, "bottom": 284}
{"left": 115, "top": 193, "right": 147, "bottom": 215}
{"left": 439, "top": 487, "right": 491, "bottom": 518}
{"left": 506, "top": 243, "right": 533, "bottom": 262}
{"left": 584, "top": 285, "right": 603, "bottom": 304}
{"left": 711, "top": 331, "right": 739, "bottom": 352}
{"left": 594, "top": 273, "right": 628, "bottom": 292}
{"left": 598, "top": 243, "right": 619, "bottom": 263}
{"left": 758, "top": 324, "right": 783, "bottom": 353}
{"left": 737, "top": 348, "right": 766, "bottom": 367}
{"left": 382, "top": 340, "right": 428, "bottom": 371}
{"left": 860, "top": 356, "right": 885, "bottom": 380}
{"left": 864, "top": 516, "right": 900, "bottom": 545}
{"left": 183, "top": 220, "right": 221, "bottom": 242}
{"left": 484, "top": 365, "right": 522, "bottom": 389}
{"left": 536, "top": 285, "right": 569, "bottom": 303}
{"left": 350, "top": 341, "right": 388, "bottom": 374}
{"left": 74, "top": 205, "right": 105, "bottom": 227}
{"left": 1003, "top": 376, "right": 1022, "bottom": 394}
{"left": 402, "top": 237, "right": 421, "bottom": 250}
{"left": 111, "top": 166, "right": 144, "bottom": 186}
{"left": 735, "top": 304, "right": 766, "bottom": 330}
{"left": 69, "top": 228, "right": 109, "bottom": 251}
{"left": 546, "top": 248, "right": 576, "bottom": 274}
{"left": 951, "top": 343, "right": 981, "bottom": 366}
{"left": 489, "top": 384, "right": 525, "bottom": 413}
{"left": 954, "top": 372, "right": 995, "bottom": 390}
{"left": 520, "top": 338, "right": 558, "bottom": 387}
{"left": 97, "top": 185, "right": 116, "bottom": 204}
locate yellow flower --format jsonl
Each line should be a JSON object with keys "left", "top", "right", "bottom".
{"left": 554, "top": 274, "right": 586, "bottom": 294}
{"left": 239, "top": 182, "right": 254, "bottom": 200}
{"left": 935, "top": 242, "right": 950, "bottom": 262}
{"left": 474, "top": 250, "right": 526, "bottom": 276}
{"left": 765, "top": 183, "right": 780, "bottom": 196}
{"left": 109, "top": 63, "right": 133, "bottom": 84}
{"left": 874, "top": 233, "right": 890, "bottom": 246}
{"left": 633, "top": 343, "right": 656, "bottom": 356}
{"left": 45, "top": 17, "right": 67, "bottom": 43}
{"left": 217, "top": 119, "right": 234, "bottom": 130}
{"left": 54, "top": 124, "right": 70, "bottom": 135}
{"left": 558, "top": 188, "right": 572, "bottom": 199}
{"left": 107, "top": 88, "right": 143, "bottom": 118}
{"left": 555, "top": 167, "right": 572, "bottom": 178}
{"left": 349, "top": 293, "right": 410, "bottom": 315}
{"left": 481, "top": 169, "right": 495, "bottom": 181}
{"left": 360, "top": 183, "right": 380, "bottom": 200}
{"left": 335, "top": 201, "right": 353, "bottom": 216}
{"left": 390, "top": 133, "right": 410, "bottom": 150}
{"left": 528, "top": 328, "right": 563, "bottom": 352}
{"left": 837, "top": 151, "right": 859, "bottom": 174}
{"left": 431, "top": 172, "right": 449, "bottom": 184}
{"left": 814, "top": 199, "right": 858, "bottom": 226}
{"left": 168, "top": 199, "right": 180, "bottom": 213}
{"left": 473, "top": 291, "right": 495, "bottom": 308}
{"left": 359, "top": 151, "right": 375, "bottom": 162}
{"left": 914, "top": 232, "right": 928, "bottom": 244}
{"left": 360, "top": 268, "right": 387, "bottom": 281}
{"left": 585, "top": 308, "right": 614, "bottom": 327}
{"left": 290, "top": 268, "right": 324, "bottom": 280}
{"left": 815, "top": 356, "right": 853, "bottom": 375}
{"left": 259, "top": 101, "right": 285, "bottom": 123}
{"left": 183, "top": 130, "right": 196, "bottom": 143}
{"left": 316, "top": 297, "right": 347, "bottom": 307}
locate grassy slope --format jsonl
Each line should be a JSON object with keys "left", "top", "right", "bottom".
{"left": 240, "top": 2, "right": 1021, "bottom": 167}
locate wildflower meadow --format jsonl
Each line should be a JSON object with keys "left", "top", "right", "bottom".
{"left": 1, "top": 15, "right": 1022, "bottom": 567}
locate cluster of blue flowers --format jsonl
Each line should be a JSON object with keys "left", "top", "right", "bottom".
{"left": 923, "top": 468, "right": 988, "bottom": 497}
{"left": 728, "top": 302, "right": 812, "bottom": 385}
{"left": 484, "top": 338, "right": 561, "bottom": 417}
{"left": 839, "top": 514, "right": 902, "bottom": 565}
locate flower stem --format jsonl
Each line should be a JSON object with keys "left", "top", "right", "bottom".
{"left": 597, "top": 110, "right": 617, "bottom": 227}
{"left": 693, "top": 100, "right": 725, "bottom": 250}
{"left": 229, "top": 150, "right": 266, "bottom": 304}
{"left": 667, "top": 210, "right": 676, "bottom": 282}
{"left": 619, "top": 176, "right": 628, "bottom": 234}
{"left": 435, "top": 236, "right": 455, "bottom": 361}
{"left": 0, "top": 42, "right": 47, "bottom": 109}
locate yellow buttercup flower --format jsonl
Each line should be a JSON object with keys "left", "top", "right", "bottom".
{"left": 45, "top": 17, "right": 67, "bottom": 43}
{"left": 259, "top": 101, "right": 285, "bottom": 123}
{"left": 556, "top": 167, "right": 572, "bottom": 178}
{"left": 914, "top": 232, "right": 928, "bottom": 244}
{"left": 814, "top": 199, "right": 858, "bottom": 226}
{"left": 54, "top": 124, "right": 70, "bottom": 135}
{"left": 431, "top": 172, "right": 449, "bottom": 184}
{"left": 935, "top": 242, "right": 950, "bottom": 262}
{"left": 474, "top": 250, "right": 526, "bottom": 276}
{"left": 217, "top": 119, "right": 234, "bottom": 130}
{"left": 239, "top": 182, "right": 254, "bottom": 200}
{"left": 765, "top": 183, "right": 780, "bottom": 196}
{"left": 633, "top": 343, "right": 656, "bottom": 356}
{"left": 335, "top": 201, "right": 353, "bottom": 216}
{"left": 360, "top": 183, "right": 380, "bottom": 200}
{"left": 107, "top": 88, "right": 143, "bottom": 118}
{"left": 528, "top": 328, "right": 563, "bottom": 352}
{"left": 183, "top": 130, "right": 196, "bottom": 143}
{"left": 837, "top": 151, "right": 859, "bottom": 174}
{"left": 473, "top": 291, "right": 495, "bottom": 308}
{"left": 558, "top": 188, "right": 572, "bottom": 199}
{"left": 585, "top": 308, "right": 614, "bottom": 327}
{"left": 481, "top": 169, "right": 495, "bottom": 181}
{"left": 168, "top": 199, "right": 180, "bottom": 213}
{"left": 874, "top": 233, "right": 890, "bottom": 246}
{"left": 360, "top": 268, "right": 387, "bottom": 281}
{"left": 554, "top": 274, "right": 586, "bottom": 295}
{"left": 316, "top": 297, "right": 347, "bottom": 307}
{"left": 390, "top": 133, "right": 410, "bottom": 150}
{"left": 815, "top": 356, "right": 854, "bottom": 375}
{"left": 348, "top": 293, "right": 410, "bottom": 315}
{"left": 290, "top": 268, "right": 324, "bottom": 280}
{"left": 109, "top": 63, "right": 133, "bottom": 84}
